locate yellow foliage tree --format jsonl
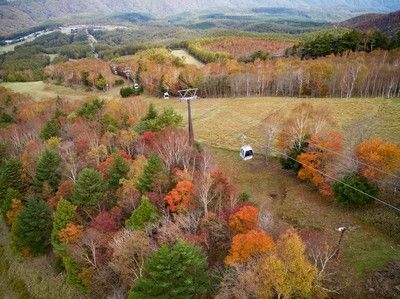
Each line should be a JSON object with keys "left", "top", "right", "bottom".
{"left": 256, "top": 229, "right": 317, "bottom": 299}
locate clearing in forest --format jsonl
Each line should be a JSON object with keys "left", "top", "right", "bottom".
{"left": 171, "top": 49, "right": 205, "bottom": 67}
{"left": 148, "top": 96, "right": 400, "bottom": 149}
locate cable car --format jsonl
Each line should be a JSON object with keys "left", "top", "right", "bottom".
{"left": 163, "top": 92, "right": 170, "bottom": 99}
{"left": 240, "top": 145, "right": 254, "bottom": 160}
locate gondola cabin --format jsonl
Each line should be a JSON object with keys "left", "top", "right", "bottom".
{"left": 240, "top": 145, "right": 254, "bottom": 160}
{"left": 163, "top": 92, "right": 170, "bottom": 99}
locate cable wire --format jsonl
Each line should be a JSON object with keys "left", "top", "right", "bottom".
{"left": 257, "top": 140, "right": 400, "bottom": 214}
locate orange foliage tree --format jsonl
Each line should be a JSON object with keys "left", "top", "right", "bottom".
{"left": 164, "top": 180, "right": 193, "bottom": 213}
{"left": 297, "top": 131, "right": 343, "bottom": 196}
{"left": 228, "top": 205, "right": 259, "bottom": 235}
{"left": 6, "top": 198, "right": 24, "bottom": 226}
{"left": 225, "top": 230, "right": 275, "bottom": 265}
{"left": 355, "top": 138, "right": 400, "bottom": 180}
{"left": 58, "top": 223, "right": 84, "bottom": 244}
{"left": 48, "top": 180, "right": 74, "bottom": 208}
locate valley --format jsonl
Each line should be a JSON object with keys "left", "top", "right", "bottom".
{"left": 0, "top": 2, "right": 400, "bottom": 298}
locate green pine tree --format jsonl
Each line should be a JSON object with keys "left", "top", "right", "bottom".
{"left": 12, "top": 197, "right": 53, "bottom": 255}
{"left": 333, "top": 173, "right": 378, "bottom": 207}
{"left": 125, "top": 196, "right": 159, "bottom": 230}
{"left": 136, "top": 154, "right": 163, "bottom": 194}
{"left": 108, "top": 154, "right": 130, "bottom": 190}
{"left": 39, "top": 119, "right": 60, "bottom": 140}
{"left": 129, "top": 241, "right": 210, "bottom": 298}
{"left": 0, "top": 157, "right": 23, "bottom": 197}
{"left": 33, "top": 149, "right": 61, "bottom": 193}
{"left": 71, "top": 168, "right": 106, "bottom": 206}
{"left": 141, "top": 103, "right": 158, "bottom": 121}
{"left": 51, "top": 198, "right": 76, "bottom": 256}
{"left": 63, "top": 256, "right": 87, "bottom": 291}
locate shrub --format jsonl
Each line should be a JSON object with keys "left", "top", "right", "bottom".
{"left": 333, "top": 173, "right": 378, "bottom": 207}
{"left": 120, "top": 85, "right": 143, "bottom": 98}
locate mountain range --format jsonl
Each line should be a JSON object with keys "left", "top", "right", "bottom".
{"left": 340, "top": 10, "right": 400, "bottom": 35}
{"left": 1, "top": 0, "right": 399, "bottom": 36}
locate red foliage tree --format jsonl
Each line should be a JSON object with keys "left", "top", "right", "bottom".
{"left": 141, "top": 131, "right": 155, "bottom": 145}
{"left": 90, "top": 211, "right": 120, "bottom": 233}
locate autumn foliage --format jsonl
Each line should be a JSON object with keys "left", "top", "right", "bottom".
{"left": 225, "top": 230, "right": 275, "bottom": 265}
{"left": 164, "top": 180, "right": 194, "bottom": 213}
{"left": 58, "top": 223, "right": 84, "bottom": 244}
{"left": 90, "top": 210, "right": 120, "bottom": 233}
{"left": 297, "top": 131, "right": 343, "bottom": 196}
{"left": 228, "top": 205, "right": 259, "bottom": 235}
{"left": 203, "top": 37, "right": 294, "bottom": 59}
{"left": 355, "top": 138, "right": 400, "bottom": 180}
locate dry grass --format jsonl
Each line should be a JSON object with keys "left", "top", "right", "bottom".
{"left": 147, "top": 96, "right": 400, "bottom": 150}
{"left": 171, "top": 49, "right": 204, "bottom": 68}
{"left": 0, "top": 81, "right": 124, "bottom": 102}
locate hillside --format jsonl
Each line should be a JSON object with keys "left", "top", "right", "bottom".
{"left": 1, "top": 0, "right": 399, "bottom": 36}
{"left": 339, "top": 10, "right": 400, "bottom": 35}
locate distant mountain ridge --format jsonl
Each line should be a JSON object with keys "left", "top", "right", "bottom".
{"left": 339, "top": 10, "right": 400, "bottom": 35}
{"left": 1, "top": 0, "right": 399, "bottom": 35}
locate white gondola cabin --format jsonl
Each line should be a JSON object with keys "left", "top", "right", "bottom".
{"left": 240, "top": 145, "right": 254, "bottom": 160}
{"left": 163, "top": 92, "right": 170, "bottom": 99}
